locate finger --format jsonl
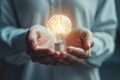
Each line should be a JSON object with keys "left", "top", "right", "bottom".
{"left": 66, "top": 46, "right": 90, "bottom": 59}
{"left": 54, "top": 58, "right": 72, "bottom": 66}
{"left": 26, "top": 29, "right": 38, "bottom": 57}
{"left": 33, "top": 48, "right": 55, "bottom": 57}
{"left": 27, "top": 27, "right": 44, "bottom": 50}
{"left": 28, "top": 29, "right": 37, "bottom": 44}
{"left": 27, "top": 45, "right": 60, "bottom": 61}
{"left": 52, "top": 51, "right": 61, "bottom": 58}
{"left": 26, "top": 31, "right": 38, "bottom": 51}
{"left": 61, "top": 51, "right": 85, "bottom": 64}
{"left": 28, "top": 48, "right": 55, "bottom": 58}
{"left": 62, "top": 59, "right": 74, "bottom": 66}
{"left": 81, "top": 30, "right": 94, "bottom": 50}
{"left": 85, "top": 49, "right": 92, "bottom": 58}
{"left": 32, "top": 56, "right": 54, "bottom": 65}
{"left": 52, "top": 59, "right": 73, "bottom": 66}
{"left": 56, "top": 52, "right": 74, "bottom": 65}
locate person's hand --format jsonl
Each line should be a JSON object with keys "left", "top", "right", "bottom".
{"left": 26, "top": 25, "right": 60, "bottom": 65}
{"left": 54, "top": 27, "right": 94, "bottom": 66}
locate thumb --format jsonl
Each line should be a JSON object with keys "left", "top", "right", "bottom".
{"left": 82, "top": 31, "right": 94, "bottom": 50}
{"left": 84, "top": 40, "right": 93, "bottom": 50}
{"left": 27, "top": 29, "right": 38, "bottom": 50}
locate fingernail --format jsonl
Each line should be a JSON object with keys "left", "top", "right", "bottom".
{"left": 63, "top": 51, "right": 67, "bottom": 58}
{"left": 54, "top": 51, "right": 60, "bottom": 58}
{"left": 84, "top": 43, "right": 90, "bottom": 50}
{"left": 66, "top": 47, "right": 72, "bottom": 53}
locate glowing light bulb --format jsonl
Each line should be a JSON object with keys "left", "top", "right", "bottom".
{"left": 47, "top": 15, "right": 72, "bottom": 51}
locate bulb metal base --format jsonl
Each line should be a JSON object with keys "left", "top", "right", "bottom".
{"left": 55, "top": 42, "right": 64, "bottom": 51}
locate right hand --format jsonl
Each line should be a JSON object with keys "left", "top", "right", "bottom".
{"left": 26, "top": 25, "right": 60, "bottom": 65}
{"left": 54, "top": 27, "right": 94, "bottom": 66}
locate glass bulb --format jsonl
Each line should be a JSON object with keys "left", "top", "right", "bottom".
{"left": 47, "top": 15, "right": 72, "bottom": 51}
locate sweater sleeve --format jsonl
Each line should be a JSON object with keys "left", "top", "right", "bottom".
{"left": 86, "top": 0, "right": 118, "bottom": 67}
{"left": 0, "top": 0, "right": 29, "bottom": 65}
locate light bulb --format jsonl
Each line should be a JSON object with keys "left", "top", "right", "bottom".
{"left": 47, "top": 15, "right": 72, "bottom": 51}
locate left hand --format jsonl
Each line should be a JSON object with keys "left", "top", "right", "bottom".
{"left": 53, "top": 27, "right": 94, "bottom": 66}
{"left": 26, "top": 25, "right": 61, "bottom": 65}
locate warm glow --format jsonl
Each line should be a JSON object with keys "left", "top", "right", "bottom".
{"left": 47, "top": 15, "right": 72, "bottom": 40}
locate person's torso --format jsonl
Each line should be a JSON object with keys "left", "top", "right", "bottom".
{"left": 1, "top": 0, "right": 100, "bottom": 80}
{"left": 14, "top": 0, "right": 98, "bottom": 29}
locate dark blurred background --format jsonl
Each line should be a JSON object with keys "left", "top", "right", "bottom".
{"left": 100, "top": 0, "right": 120, "bottom": 80}
{"left": 0, "top": 0, "right": 120, "bottom": 80}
